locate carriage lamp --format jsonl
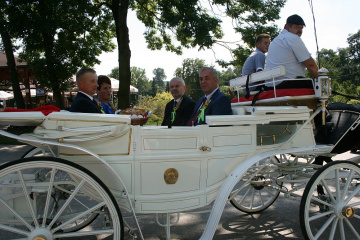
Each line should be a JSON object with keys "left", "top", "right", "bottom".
{"left": 314, "top": 68, "right": 331, "bottom": 99}
{"left": 314, "top": 68, "right": 331, "bottom": 125}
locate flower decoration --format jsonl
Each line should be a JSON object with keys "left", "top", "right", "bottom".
{"left": 97, "top": 101, "right": 105, "bottom": 114}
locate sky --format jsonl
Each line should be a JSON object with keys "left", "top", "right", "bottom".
{"left": 94, "top": 0, "right": 360, "bottom": 80}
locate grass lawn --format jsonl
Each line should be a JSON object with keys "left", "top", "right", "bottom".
{"left": 0, "top": 126, "right": 36, "bottom": 145}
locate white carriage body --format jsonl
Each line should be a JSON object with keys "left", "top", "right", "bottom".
{"left": 3, "top": 104, "right": 315, "bottom": 215}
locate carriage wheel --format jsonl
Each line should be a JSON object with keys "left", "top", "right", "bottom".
{"left": 300, "top": 161, "right": 360, "bottom": 240}
{"left": 21, "top": 147, "right": 100, "bottom": 233}
{"left": 230, "top": 155, "right": 282, "bottom": 213}
{"left": 0, "top": 157, "right": 124, "bottom": 239}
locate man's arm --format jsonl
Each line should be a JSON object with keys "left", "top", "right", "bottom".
{"left": 303, "top": 57, "right": 319, "bottom": 78}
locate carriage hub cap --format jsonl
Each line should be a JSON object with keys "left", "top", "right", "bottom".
{"left": 28, "top": 227, "right": 53, "bottom": 240}
{"left": 342, "top": 206, "right": 355, "bottom": 218}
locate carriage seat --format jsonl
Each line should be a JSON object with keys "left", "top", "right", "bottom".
{"left": 21, "top": 112, "right": 132, "bottom": 155}
{"left": 229, "top": 66, "right": 318, "bottom": 109}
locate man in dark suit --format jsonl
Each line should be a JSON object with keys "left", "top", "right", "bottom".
{"left": 70, "top": 68, "right": 102, "bottom": 113}
{"left": 162, "top": 77, "right": 195, "bottom": 126}
{"left": 187, "top": 67, "right": 232, "bottom": 126}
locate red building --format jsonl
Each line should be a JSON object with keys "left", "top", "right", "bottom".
{"left": 0, "top": 51, "right": 40, "bottom": 107}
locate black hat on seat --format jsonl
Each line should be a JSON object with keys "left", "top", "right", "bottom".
{"left": 286, "top": 14, "right": 306, "bottom": 26}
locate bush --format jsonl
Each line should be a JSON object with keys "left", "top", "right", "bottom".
{"left": 136, "top": 92, "right": 173, "bottom": 125}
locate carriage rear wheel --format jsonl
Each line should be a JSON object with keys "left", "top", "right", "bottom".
{"left": 0, "top": 157, "right": 124, "bottom": 239}
{"left": 230, "top": 155, "right": 282, "bottom": 213}
{"left": 300, "top": 161, "right": 360, "bottom": 240}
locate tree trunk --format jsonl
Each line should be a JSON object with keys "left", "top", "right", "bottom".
{"left": 111, "top": 0, "right": 131, "bottom": 109}
{"left": 0, "top": 27, "right": 26, "bottom": 109}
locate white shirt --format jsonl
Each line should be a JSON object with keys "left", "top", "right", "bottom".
{"left": 265, "top": 29, "right": 311, "bottom": 86}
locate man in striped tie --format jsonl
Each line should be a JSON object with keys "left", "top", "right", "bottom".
{"left": 187, "top": 67, "right": 232, "bottom": 126}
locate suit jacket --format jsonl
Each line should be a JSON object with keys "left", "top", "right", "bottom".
{"left": 70, "top": 92, "right": 102, "bottom": 113}
{"left": 162, "top": 95, "right": 195, "bottom": 126}
{"left": 188, "top": 88, "right": 232, "bottom": 126}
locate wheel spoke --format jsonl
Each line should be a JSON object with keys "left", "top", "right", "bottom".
{"left": 257, "top": 190, "right": 264, "bottom": 208}
{"left": 239, "top": 186, "right": 252, "bottom": 206}
{"left": 341, "top": 169, "right": 354, "bottom": 201}
{"left": 0, "top": 223, "right": 29, "bottom": 236}
{"left": 42, "top": 168, "right": 56, "bottom": 227}
{"left": 309, "top": 209, "right": 335, "bottom": 222}
{"left": 48, "top": 179, "right": 86, "bottom": 229}
{"left": 52, "top": 202, "right": 105, "bottom": 233}
{"left": 344, "top": 217, "right": 360, "bottom": 238}
{"left": 335, "top": 169, "right": 341, "bottom": 200}
{"left": 339, "top": 219, "right": 345, "bottom": 240}
{"left": 310, "top": 195, "right": 334, "bottom": 209}
{"left": 18, "top": 170, "right": 39, "bottom": 228}
{"left": 0, "top": 192, "right": 34, "bottom": 231}
{"left": 345, "top": 185, "right": 360, "bottom": 204}
{"left": 320, "top": 178, "right": 337, "bottom": 203}
{"left": 264, "top": 186, "right": 276, "bottom": 196}
{"left": 250, "top": 187, "right": 255, "bottom": 209}
{"left": 313, "top": 214, "right": 336, "bottom": 240}
{"left": 329, "top": 217, "right": 338, "bottom": 240}
{"left": 229, "top": 182, "right": 249, "bottom": 200}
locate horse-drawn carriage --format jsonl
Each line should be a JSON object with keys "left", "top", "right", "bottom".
{"left": 0, "top": 66, "right": 359, "bottom": 240}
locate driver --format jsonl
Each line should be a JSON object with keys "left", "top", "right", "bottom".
{"left": 265, "top": 14, "right": 319, "bottom": 89}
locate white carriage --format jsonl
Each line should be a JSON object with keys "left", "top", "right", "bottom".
{"left": 0, "top": 66, "right": 359, "bottom": 240}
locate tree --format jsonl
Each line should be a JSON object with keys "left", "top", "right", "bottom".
{"left": 8, "top": 0, "right": 116, "bottom": 109}
{"left": 174, "top": 58, "right": 206, "bottom": 102}
{"left": 101, "top": 0, "right": 285, "bottom": 109}
{"left": 218, "top": 67, "right": 241, "bottom": 86}
{"left": 131, "top": 66, "right": 151, "bottom": 95}
{"left": 317, "top": 30, "right": 360, "bottom": 104}
{"left": 0, "top": 2, "right": 25, "bottom": 108}
{"left": 109, "top": 66, "right": 120, "bottom": 80}
{"left": 150, "top": 67, "right": 166, "bottom": 95}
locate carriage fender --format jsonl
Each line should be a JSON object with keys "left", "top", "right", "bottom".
{"left": 199, "top": 145, "right": 328, "bottom": 240}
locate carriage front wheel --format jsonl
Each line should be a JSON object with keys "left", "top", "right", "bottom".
{"left": 300, "top": 161, "right": 360, "bottom": 240}
{"left": 0, "top": 157, "right": 124, "bottom": 239}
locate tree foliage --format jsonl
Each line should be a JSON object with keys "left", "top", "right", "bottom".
{"left": 0, "top": 1, "right": 25, "bottom": 108}
{"left": 318, "top": 30, "right": 360, "bottom": 104}
{"left": 174, "top": 58, "right": 206, "bottom": 102}
{"left": 150, "top": 67, "right": 166, "bottom": 96}
{"left": 137, "top": 91, "right": 172, "bottom": 125}
{"left": 5, "top": 0, "right": 115, "bottom": 108}
{"left": 103, "top": 0, "right": 286, "bottom": 108}
{"left": 130, "top": 66, "right": 151, "bottom": 95}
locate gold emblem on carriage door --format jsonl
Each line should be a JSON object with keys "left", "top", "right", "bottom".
{"left": 164, "top": 168, "right": 179, "bottom": 184}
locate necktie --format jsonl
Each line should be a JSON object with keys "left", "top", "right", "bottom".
{"left": 187, "top": 97, "right": 207, "bottom": 126}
